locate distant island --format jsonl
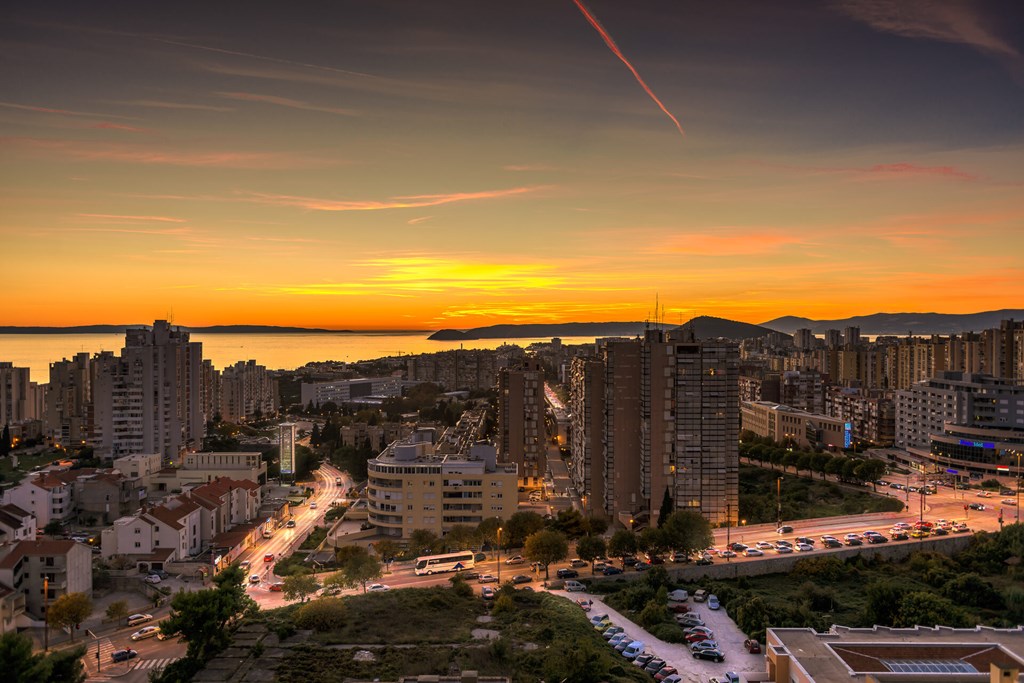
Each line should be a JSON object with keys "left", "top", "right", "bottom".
{"left": 0, "top": 325, "right": 378, "bottom": 334}
{"left": 428, "top": 316, "right": 783, "bottom": 341}
{"left": 760, "top": 309, "right": 1024, "bottom": 335}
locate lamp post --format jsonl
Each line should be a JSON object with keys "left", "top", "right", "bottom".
{"left": 1016, "top": 450, "right": 1022, "bottom": 524}
{"left": 726, "top": 502, "right": 731, "bottom": 561}
{"left": 497, "top": 527, "right": 503, "bottom": 584}
{"left": 776, "top": 477, "right": 783, "bottom": 529}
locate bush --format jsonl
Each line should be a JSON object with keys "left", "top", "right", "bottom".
{"left": 792, "top": 556, "right": 847, "bottom": 582}
{"left": 294, "top": 598, "right": 347, "bottom": 632}
{"left": 647, "top": 622, "right": 687, "bottom": 643}
{"left": 637, "top": 599, "right": 670, "bottom": 629}
{"left": 492, "top": 593, "right": 515, "bottom": 616}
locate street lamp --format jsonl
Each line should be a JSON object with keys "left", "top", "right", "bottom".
{"left": 497, "top": 527, "right": 503, "bottom": 584}
{"left": 1015, "top": 450, "right": 1022, "bottom": 524}
{"left": 776, "top": 477, "right": 783, "bottom": 529}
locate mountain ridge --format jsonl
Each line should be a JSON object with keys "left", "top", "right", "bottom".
{"left": 759, "top": 309, "right": 1024, "bottom": 335}
{"left": 427, "top": 316, "right": 782, "bottom": 341}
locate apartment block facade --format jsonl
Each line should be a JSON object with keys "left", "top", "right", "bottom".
{"left": 0, "top": 539, "right": 93, "bottom": 623}
{"left": 366, "top": 428, "right": 517, "bottom": 539}
{"left": 497, "top": 359, "right": 546, "bottom": 481}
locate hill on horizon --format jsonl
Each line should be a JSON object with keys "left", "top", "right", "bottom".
{"left": 759, "top": 309, "right": 1024, "bottom": 335}
{"left": 427, "top": 316, "right": 783, "bottom": 341}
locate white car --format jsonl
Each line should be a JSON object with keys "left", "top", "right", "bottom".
{"left": 843, "top": 533, "right": 861, "bottom": 542}
{"left": 743, "top": 548, "right": 764, "bottom": 557}
{"left": 144, "top": 574, "right": 162, "bottom": 584}
{"left": 796, "top": 543, "right": 814, "bottom": 552}
{"left": 130, "top": 626, "right": 160, "bottom": 641}
{"left": 755, "top": 541, "right": 774, "bottom": 550}
{"left": 310, "top": 502, "right": 317, "bottom": 509}
{"left": 367, "top": 583, "right": 391, "bottom": 592}
{"left": 774, "top": 545, "right": 793, "bottom": 554}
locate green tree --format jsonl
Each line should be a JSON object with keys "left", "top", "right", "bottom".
{"left": 782, "top": 450, "right": 800, "bottom": 473}
{"left": 443, "top": 524, "right": 480, "bottom": 552}
{"left": 542, "top": 636, "right": 606, "bottom": 683}
{"left": 810, "top": 452, "right": 832, "bottom": 479}
{"left": 657, "top": 488, "right": 673, "bottom": 528}
{"left": 586, "top": 516, "right": 609, "bottom": 536}
{"left": 575, "top": 535, "right": 607, "bottom": 574}
{"left": 523, "top": 529, "right": 569, "bottom": 579}
{"left": 334, "top": 545, "right": 382, "bottom": 592}
{"left": 0, "top": 632, "right": 86, "bottom": 683}
{"left": 662, "top": 510, "right": 714, "bottom": 558}
{"left": 105, "top": 599, "right": 129, "bottom": 626}
{"left": 282, "top": 574, "right": 320, "bottom": 603}
{"left": 548, "top": 508, "right": 588, "bottom": 539}
{"left": 477, "top": 517, "right": 503, "bottom": 555}
{"left": 371, "top": 538, "right": 402, "bottom": 567}
{"left": 607, "top": 529, "right": 638, "bottom": 565}
{"left": 796, "top": 452, "right": 814, "bottom": 475}
{"left": 893, "top": 591, "right": 969, "bottom": 628}
{"left": 407, "top": 528, "right": 440, "bottom": 557}
{"left": 637, "top": 526, "right": 668, "bottom": 557}
{"left": 43, "top": 520, "right": 63, "bottom": 536}
{"left": 47, "top": 592, "right": 92, "bottom": 642}
{"left": 504, "top": 511, "right": 545, "bottom": 548}
{"left": 855, "top": 459, "right": 887, "bottom": 489}
{"left": 862, "top": 580, "right": 906, "bottom": 626}
{"left": 160, "top": 564, "right": 257, "bottom": 663}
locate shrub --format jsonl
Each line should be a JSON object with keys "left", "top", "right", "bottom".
{"left": 492, "top": 593, "right": 515, "bottom": 616}
{"left": 792, "top": 556, "right": 846, "bottom": 582}
{"left": 293, "top": 597, "right": 347, "bottom": 632}
{"left": 647, "top": 622, "right": 687, "bottom": 643}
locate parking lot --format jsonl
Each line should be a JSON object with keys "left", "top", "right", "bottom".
{"left": 553, "top": 589, "right": 764, "bottom": 682}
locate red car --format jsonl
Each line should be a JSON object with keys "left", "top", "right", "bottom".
{"left": 263, "top": 554, "right": 274, "bottom": 563}
{"left": 685, "top": 632, "right": 711, "bottom": 643}
{"left": 654, "top": 666, "right": 678, "bottom": 681}
{"left": 744, "top": 638, "right": 762, "bottom": 654}
{"left": 268, "top": 583, "right": 284, "bottom": 592}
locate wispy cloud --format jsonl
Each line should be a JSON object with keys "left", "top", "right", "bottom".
{"left": 91, "top": 122, "right": 155, "bottom": 135}
{"left": 217, "top": 91, "right": 358, "bottom": 116}
{"left": 407, "top": 216, "right": 433, "bottom": 225}
{"left": 119, "top": 99, "right": 234, "bottom": 112}
{"left": 835, "top": 0, "right": 1020, "bottom": 58}
{"left": 503, "top": 163, "right": 557, "bottom": 172}
{"left": 240, "top": 186, "right": 544, "bottom": 212}
{"left": 69, "top": 226, "right": 192, "bottom": 236}
{"left": 361, "top": 256, "right": 565, "bottom": 292}
{"left": 657, "top": 231, "right": 806, "bottom": 256}
{"left": 757, "top": 160, "right": 979, "bottom": 182}
{"left": 4, "top": 137, "right": 337, "bottom": 169}
{"left": 77, "top": 213, "right": 186, "bottom": 223}
{"left": 0, "top": 101, "right": 138, "bottom": 120}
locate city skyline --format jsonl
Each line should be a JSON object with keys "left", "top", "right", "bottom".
{"left": 2, "top": 1, "right": 1023, "bottom": 329}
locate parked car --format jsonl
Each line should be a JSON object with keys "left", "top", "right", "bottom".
{"left": 602, "top": 566, "right": 623, "bottom": 575}
{"left": 622, "top": 641, "right": 645, "bottom": 660}
{"left": 130, "top": 626, "right": 160, "bottom": 641}
{"left": 744, "top": 638, "right": 762, "bottom": 653}
{"left": 481, "top": 587, "right": 495, "bottom": 600}
{"left": 569, "top": 558, "right": 588, "bottom": 568}
{"left": 505, "top": 555, "right": 525, "bottom": 565}
{"left": 144, "top": 574, "right": 162, "bottom": 584}
{"left": 667, "top": 589, "right": 689, "bottom": 602}
{"left": 671, "top": 552, "right": 689, "bottom": 563}
{"left": 696, "top": 557, "right": 714, "bottom": 566}
{"left": 511, "top": 574, "right": 532, "bottom": 584}
{"left": 321, "top": 585, "right": 342, "bottom": 596}
{"left": 685, "top": 632, "right": 712, "bottom": 644}
{"left": 684, "top": 625, "right": 714, "bottom": 638}
{"left": 632, "top": 653, "right": 655, "bottom": 668}
{"left": 693, "top": 589, "right": 709, "bottom": 602}
{"left": 608, "top": 633, "right": 630, "bottom": 648}
{"left": 268, "top": 582, "right": 284, "bottom": 591}
{"left": 654, "top": 666, "right": 678, "bottom": 681}
{"left": 691, "top": 639, "right": 720, "bottom": 652}
{"left": 707, "top": 595, "right": 720, "bottom": 610}
{"left": 953, "top": 523, "right": 970, "bottom": 533}
{"left": 556, "top": 568, "right": 579, "bottom": 579}
{"left": 602, "top": 626, "right": 624, "bottom": 640}
{"left": 477, "top": 574, "right": 498, "bottom": 583}
{"left": 692, "top": 647, "right": 725, "bottom": 662}
{"left": 642, "top": 658, "right": 666, "bottom": 674}
{"left": 111, "top": 649, "right": 138, "bottom": 663}
{"left": 367, "top": 583, "right": 390, "bottom": 592}
{"left": 565, "top": 580, "right": 586, "bottom": 592}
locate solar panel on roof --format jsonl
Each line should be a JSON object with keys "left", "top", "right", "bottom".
{"left": 881, "top": 659, "right": 976, "bottom": 674}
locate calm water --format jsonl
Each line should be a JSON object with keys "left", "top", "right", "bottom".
{"left": 0, "top": 333, "right": 599, "bottom": 383}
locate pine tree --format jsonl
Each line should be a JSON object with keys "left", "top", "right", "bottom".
{"left": 657, "top": 487, "right": 673, "bottom": 528}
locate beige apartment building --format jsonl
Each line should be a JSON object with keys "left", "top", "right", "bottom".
{"left": 366, "top": 428, "right": 517, "bottom": 539}
{"left": 497, "top": 359, "right": 546, "bottom": 482}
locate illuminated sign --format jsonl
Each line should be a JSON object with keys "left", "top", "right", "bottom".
{"left": 843, "top": 422, "right": 852, "bottom": 449}
{"left": 958, "top": 439, "right": 995, "bottom": 449}
{"left": 946, "top": 469, "right": 959, "bottom": 474}
{"left": 280, "top": 423, "right": 296, "bottom": 475}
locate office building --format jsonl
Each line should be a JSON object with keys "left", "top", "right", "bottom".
{"left": 895, "top": 372, "right": 1024, "bottom": 452}
{"left": 764, "top": 625, "right": 1024, "bottom": 683}
{"left": 742, "top": 400, "right": 851, "bottom": 451}
{"left": 300, "top": 376, "right": 406, "bottom": 408}
{"left": 366, "top": 428, "right": 518, "bottom": 539}
{"left": 497, "top": 359, "right": 546, "bottom": 482}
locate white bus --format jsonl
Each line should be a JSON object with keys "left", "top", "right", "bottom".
{"left": 414, "top": 551, "right": 475, "bottom": 576}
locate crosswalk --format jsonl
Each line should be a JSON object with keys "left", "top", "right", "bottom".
{"left": 134, "top": 657, "right": 180, "bottom": 670}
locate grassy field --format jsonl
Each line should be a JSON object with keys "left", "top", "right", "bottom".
{"left": 262, "top": 585, "right": 649, "bottom": 682}
{"left": 0, "top": 449, "right": 64, "bottom": 484}
{"left": 739, "top": 464, "right": 904, "bottom": 524}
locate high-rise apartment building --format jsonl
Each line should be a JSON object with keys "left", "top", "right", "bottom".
{"left": 569, "top": 330, "right": 739, "bottom": 527}
{"left": 44, "top": 353, "right": 93, "bottom": 446}
{"left": 497, "top": 359, "right": 546, "bottom": 481}
{"left": 91, "top": 321, "right": 203, "bottom": 460}
{"left": 279, "top": 423, "right": 296, "bottom": 479}
{"left": 0, "top": 362, "right": 39, "bottom": 426}
{"left": 219, "top": 360, "right": 277, "bottom": 423}
{"left": 568, "top": 356, "right": 606, "bottom": 516}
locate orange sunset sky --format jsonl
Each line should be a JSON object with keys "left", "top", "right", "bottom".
{"left": 1, "top": 1, "right": 1022, "bottom": 330}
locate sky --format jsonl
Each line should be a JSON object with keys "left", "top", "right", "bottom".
{"left": 2, "top": 0, "right": 1023, "bottom": 330}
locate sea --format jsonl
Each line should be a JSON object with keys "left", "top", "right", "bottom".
{"left": 0, "top": 332, "right": 600, "bottom": 383}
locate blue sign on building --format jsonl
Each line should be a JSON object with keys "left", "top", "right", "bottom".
{"left": 843, "top": 422, "right": 852, "bottom": 449}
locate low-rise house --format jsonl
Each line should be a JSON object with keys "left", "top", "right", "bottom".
{"left": 0, "top": 503, "right": 37, "bottom": 543}
{"left": 0, "top": 539, "right": 92, "bottom": 625}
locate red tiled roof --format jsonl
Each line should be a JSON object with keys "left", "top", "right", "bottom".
{"left": 144, "top": 497, "right": 201, "bottom": 530}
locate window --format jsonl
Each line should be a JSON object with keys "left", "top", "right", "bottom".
{"left": 134, "top": 528, "right": 141, "bottom": 534}
{"left": 134, "top": 542, "right": 141, "bottom": 548}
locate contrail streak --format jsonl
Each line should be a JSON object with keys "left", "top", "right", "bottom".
{"left": 571, "top": 0, "right": 685, "bottom": 138}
